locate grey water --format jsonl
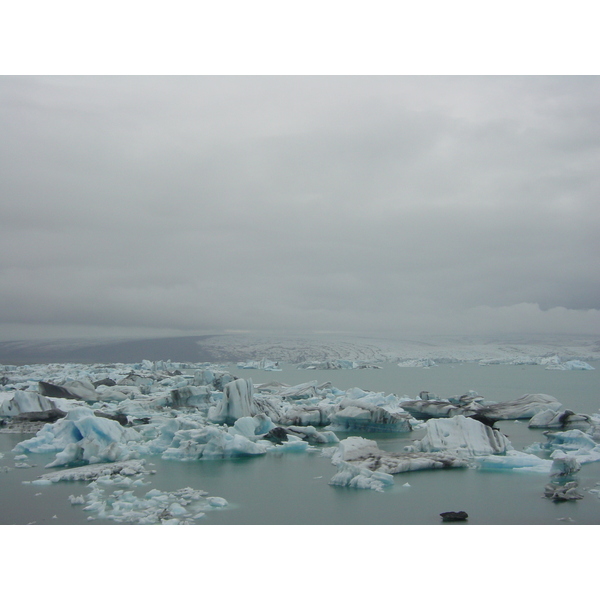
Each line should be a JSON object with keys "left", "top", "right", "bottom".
{"left": 1, "top": 362, "right": 600, "bottom": 525}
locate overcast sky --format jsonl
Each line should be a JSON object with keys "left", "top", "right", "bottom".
{"left": 1, "top": 75, "right": 599, "bottom": 340}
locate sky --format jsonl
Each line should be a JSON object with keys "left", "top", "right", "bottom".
{"left": 1, "top": 75, "right": 599, "bottom": 340}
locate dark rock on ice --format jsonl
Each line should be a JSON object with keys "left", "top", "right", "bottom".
{"left": 13, "top": 408, "right": 67, "bottom": 422}
{"left": 93, "top": 378, "right": 116, "bottom": 388}
{"left": 38, "top": 379, "right": 98, "bottom": 402}
{"left": 399, "top": 400, "right": 474, "bottom": 420}
{"left": 93, "top": 411, "right": 129, "bottom": 426}
{"left": 440, "top": 511, "right": 468, "bottom": 522}
{"left": 262, "top": 426, "right": 289, "bottom": 443}
{"left": 467, "top": 413, "right": 499, "bottom": 430}
{"left": 38, "top": 380, "right": 81, "bottom": 399}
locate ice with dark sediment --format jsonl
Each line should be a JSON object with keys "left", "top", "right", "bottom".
{"left": 404, "top": 415, "right": 511, "bottom": 456}
{"left": 207, "top": 378, "right": 281, "bottom": 424}
{"left": 400, "top": 392, "right": 562, "bottom": 422}
{"left": 328, "top": 435, "right": 469, "bottom": 478}
{"left": 528, "top": 408, "right": 591, "bottom": 429}
{"left": 0, "top": 390, "right": 59, "bottom": 417}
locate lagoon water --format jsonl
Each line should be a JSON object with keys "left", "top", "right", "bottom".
{"left": 1, "top": 361, "right": 600, "bottom": 525}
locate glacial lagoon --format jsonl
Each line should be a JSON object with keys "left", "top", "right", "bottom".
{"left": 2, "top": 360, "right": 600, "bottom": 525}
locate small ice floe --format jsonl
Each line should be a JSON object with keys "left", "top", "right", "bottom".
{"left": 544, "top": 481, "right": 584, "bottom": 501}
{"left": 329, "top": 461, "right": 394, "bottom": 493}
{"left": 75, "top": 484, "right": 228, "bottom": 525}
{"left": 402, "top": 482, "right": 411, "bottom": 487}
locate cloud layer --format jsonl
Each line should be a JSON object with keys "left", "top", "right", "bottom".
{"left": 1, "top": 76, "right": 599, "bottom": 340}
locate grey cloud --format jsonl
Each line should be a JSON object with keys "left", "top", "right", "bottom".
{"left": 1, "top": 76, "right": 599, "bottom": 339}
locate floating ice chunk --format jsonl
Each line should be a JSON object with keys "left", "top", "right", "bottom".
{"left": 329, "top": 461, "right": 394, "bottom": 492}
{"left": 397, "top": 358, "right": 436, "bottom": 368}
{"left": 331, "top": 436, "right": 467, "bottom": 473}
{"left": 232, "top": 414, "right": 275, "bottom": 439}
{"left": 281, "top": 405, "right": 332, "bottom": 427}
{"left": 544, "top": 481, "right": 584, "bottom": 501}
{"left": 0, "top": 390, "right": 59, "bottom": 417}
{"left": 474, "top": 451, "right": 552, "bottom": 472}
{"left": 478, "top": 394, "right": 562, "bottom": 421}
{"left": 33, "top": 460, "right": 147, "bottom": 483}
{"left": 267, "top": 434, "right": 310, "bottom": 453}
{"left": 237, "top": 359, "right": 280, "bottom": 371}
{"left": 208, "top": 497, "right": 228, "bottom": 508}
{"left": 528, "top": 409, "right": 591, "bottom": 429}
{"left": 14, "top": 407, "right": 141, "bottom": 467}
{"left": 183, "top": 428, "right": 268, "bottom": 460}
{"left": 550, "top": 451, "right": 581, "bottom": 476}
{"left": 208, "top": 379, "right": 280, "bottom": 424}
{"left": 169, "top": 386, "right": 211, "bottom": 408}
{"left": 406, "top": 415, "right": 512, "bottom": 457}
{"left": 327, "top": 398, "right": 412, "bottom": 433}
{"left": 279, "top": 381, "right": 319, "bottom": 400}
{"left": 69, "top": 495, "right": 85, "bottom": 505}
{"left": 399, "top": 399, "right": 476, "bottom": 420}
{"left": 296, "top": 360, "right": 376, "bottom": 370}
{"left": 540, "top": 429, "right": 600, "bottom": 463}
{"left": 39, "top": 379, "right": 99, "bottom": 403}
{"left": 545, "top": 360, "right": 594, "bottom": 371}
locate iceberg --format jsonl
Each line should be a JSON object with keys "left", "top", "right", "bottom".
{"left": 31, "top": 459, "right": 147, "bottom": 483}
{"left": 160, "top": 425, "right": 268, "bottom": 461}
{"left": 397, "top": 358, "right": 437, "bottom": 368}
{"left": 528, "top": 409, "right": 591, "bottom": 430}
{"left": 478, "top": 394, "right": 562, "bottom": 421}
{"left": 0, "top": 390, "right": 60, "bottom": 417}
{"left": 544, "top": 359, "right": 595, "bottom": 371}
{"left": 281, "top": 405, "right": 332, "bottom": 427}
{"left": 38, "top": 379, "right": 99, "bottom": 403}
{"left": 80, "top": 480, "right": 227, "bottom": 524}
{"left": 207, "top": 378, "right": 282, "bottom": 424}
{"left": 237, "top": 359, "right": 280, "bottom": 371}
{"left": 550, "top": 451, "right": 581, "bottom": 476}
{"left": 169, "top": 385, "right": 212, "bottom": 408}
{"left": 330, "top": 436, "right": 468, "bottom": 474}
{"left": 329, "top": 461, "right": 394, "bottom": 492}
{"left": 474, "top": 452, "right": 552, "bottom": 472}
{"left": 326, "top": 398, "right": 412, "bottom": 433}
{"left": 544, "top": 481, "right": 584, "bottom": 501}
{"left": 13, "top": 407, "right": 141, "bottom": 467}
{"left": 537, "top": 429, "right": 600, "bottom": 463}
{"left": 405, "top": 415, "right": 512, "bottom": 457}
{"left": 399, "top": 399, "right": 476, "bottom": 420}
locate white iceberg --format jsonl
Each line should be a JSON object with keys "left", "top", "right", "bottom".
{"left": 405, "top": 415, "right": 512, "bottom": 457}
{"left": 208, "top": 379, "right": 281, "bottom": 424}
{"left": 0, "top": 390, "right": 59, "bottom": 417}
{"left": 329, "top": 461, "right": 394, "bottom": 492}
